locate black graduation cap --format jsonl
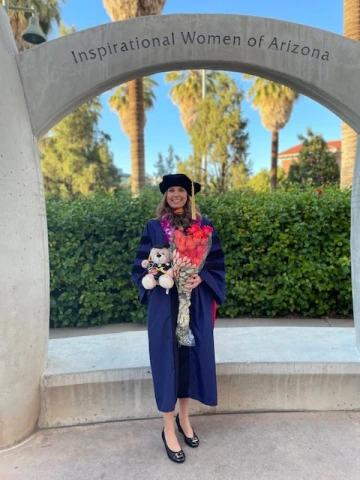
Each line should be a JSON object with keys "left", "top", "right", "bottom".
{"left": 159, "top": 174, "right": 201, "bottom": 196}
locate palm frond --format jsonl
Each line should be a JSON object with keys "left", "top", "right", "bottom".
{"left": 103, "top": 0, "right": 166, "bottom": 21}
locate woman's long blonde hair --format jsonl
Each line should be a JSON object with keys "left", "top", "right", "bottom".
{"left": 156, "top": 193, "right": 201, "bottom": 230}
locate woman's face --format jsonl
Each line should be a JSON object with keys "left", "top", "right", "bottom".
{"left": 166, "top": 186, "right": 188, "bottom": 209}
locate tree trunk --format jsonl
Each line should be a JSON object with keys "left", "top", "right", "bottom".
{"left": 341, "top": 0, "right": 360, "bottom": 188}
{"left": 270, "top": 130, "right": 279, "bottom": 189}
{"left": 341, "top": 122, "right": 357, "bottom": 188}
{"left": 128, "top": 78, "right": 145, "bottom": 195}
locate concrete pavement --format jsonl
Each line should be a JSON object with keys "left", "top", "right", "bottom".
{"left": 49, "top": 317, "right": 354, "bottom": 339}
{"left": 1, "top": 412, "right": 359, "bottom": 480}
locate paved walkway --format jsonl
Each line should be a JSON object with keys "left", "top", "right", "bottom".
{"left": 1, "top": 412, "right": 359, "bottom": 479}
{"left": 49, "top": 317, "right": 354, "bottom": 339}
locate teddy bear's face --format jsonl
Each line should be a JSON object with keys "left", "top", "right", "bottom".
{"left": 150, "top": 247, "right": 170, "bottom": 265}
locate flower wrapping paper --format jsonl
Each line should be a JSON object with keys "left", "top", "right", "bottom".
{"left": 170, "top": 224, "right": 213, "bottom": 346}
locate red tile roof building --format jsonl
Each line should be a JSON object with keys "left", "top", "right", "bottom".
{"left": 279, "top": 140, "right": 341, "bottom": 174}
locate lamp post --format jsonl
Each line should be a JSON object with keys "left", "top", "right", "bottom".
{"left": 2, "top": 0, "right": 46, "bottom": 44}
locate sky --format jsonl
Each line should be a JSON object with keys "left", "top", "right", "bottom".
{"left": 54, "top": 0, "right": 343, "bottom": 177}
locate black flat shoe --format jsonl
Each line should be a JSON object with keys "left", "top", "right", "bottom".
{"left": 161, "top": 429, "right": 186, "bottom": 463}
{"left": 176, "top": 413, "right": 200, "bottom": 448}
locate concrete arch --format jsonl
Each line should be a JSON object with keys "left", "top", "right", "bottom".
{"left": 17, "top": 14, "right": 360, "bottom": 137}
{"left": 1, "top": 9, "right": 360, "bottom": 450}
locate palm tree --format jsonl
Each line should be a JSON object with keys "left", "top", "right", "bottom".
{"left": 165, "top": 70, "right": 222, "bottom": 133}
{"left": 341, "top": 0, "right": 360, "bottom": 188}
{"left": 9, "top": 0, "right": 64, "bottom": 52}
{"left": 103, "top": 0, "right": 166, "bottom": 195}
{"left": 244, "top": 76, "right": 299, "bottom": 189}
{"left": 108, "top": 77, "right": 158, "bottom": 137}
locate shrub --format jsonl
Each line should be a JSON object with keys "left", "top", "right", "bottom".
{"left": 199, "top": 187, "right": 352, "bottom": 317}
{"left": 47, "top": 186, "right": 352, "bottom": 327}
{"left": 47, "top": 189, "right": 161, "bottom": 327}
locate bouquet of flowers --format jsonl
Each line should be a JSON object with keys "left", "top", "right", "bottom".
{"left": 171, "top": 223, "right": 213, "bottom": 347}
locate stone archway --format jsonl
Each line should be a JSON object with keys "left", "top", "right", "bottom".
{"left": 1, "top": 9, "right": 360, "bottom": 449}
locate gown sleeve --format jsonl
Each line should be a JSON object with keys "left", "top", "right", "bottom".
{"left": 199, "top": 219, "right": 226, "bottom": 305}
{"left": 131, "top": 222, "right": 152, "bottom": 305}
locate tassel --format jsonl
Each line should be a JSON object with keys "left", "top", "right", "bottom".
{"left": 191, "top": 181, "right": 196, "bottom": 220}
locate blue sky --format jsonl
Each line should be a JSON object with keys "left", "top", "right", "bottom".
{"left": 56, "top": 0, "right": 343, "bottom": 176}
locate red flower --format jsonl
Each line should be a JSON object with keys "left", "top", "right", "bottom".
{"left": 176, "top": 239, "right": 187, "bottom": 252}
{"left": 202, "top": 225, "right": 213, "bottom": 236}
{"left": 317, "top": 189, "right": 323, "bottom": 195}
{"left": 193, "top": 230, "right": 203, "bottom": 240}
{"left": 196, "top": 245, "right": 208, "bottom": 255}
{"left": 192, "top": 257, "right": 202, "bottom": 267}
{"left": 185, "top": 238, "right": 196, "bottom": 249}
{"left": 172, "top": 224, "right": 213, "bottom": 271}
{"left": 187, "top": 250, "right": 197, "bottom": 259}
{"left": 174, "top": 230, "right": 183, "bottom": 240}
{"left": 187, "top": 224, "right": 201, "bottom": 234}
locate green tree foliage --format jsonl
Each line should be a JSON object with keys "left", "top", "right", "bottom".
{"left": 288, "top": 128, "right": 340, "bottom": 186}
{"left": 165, "top": 70, "right": 221, "bottom": 133}
{"left": 177, "top": 154, "right": 201, "bottom": 183}
{"left": 189, "top": 73, "right": 250, "bottom": 192}
{"left": 248, "top": 168, "right": 287, "bottom": 192}
{"left": 40, "top": 97, "right": 121, "bottom": 198}
{"left": 153, "top": 145, "right": 180, "bottom": 181}
{"left": 59, "top": 22, "right": 74, "bottom": 36}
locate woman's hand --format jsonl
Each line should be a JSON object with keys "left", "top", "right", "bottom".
{"left": 185, "top": 274, "right": 203, "bottom": 291}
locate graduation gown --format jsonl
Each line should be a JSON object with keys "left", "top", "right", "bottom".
{"left": 132, "top": 217, "right": 225, "bottom": 412}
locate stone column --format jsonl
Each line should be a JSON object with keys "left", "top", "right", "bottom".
{"left": 0, "top": 8, "right": 49, "bottom": 449}
{"left": 352, "top": 135, "right": 360, "bottom": 354}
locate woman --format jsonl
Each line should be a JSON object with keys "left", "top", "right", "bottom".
{"left": 132, "top": 174, "right": 225, "bottom": 463}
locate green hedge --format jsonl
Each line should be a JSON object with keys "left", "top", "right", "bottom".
{"left": 47, "top": 187, "right": 352, "bottom": 327}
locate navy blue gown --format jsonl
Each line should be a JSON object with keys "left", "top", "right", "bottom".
{"left": 132, "top": 217, "right": 225, "bottom": 412}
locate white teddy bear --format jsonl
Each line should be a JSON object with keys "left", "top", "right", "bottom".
{"left": 141, "top": 245, "right": 174, "bottom": 290}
